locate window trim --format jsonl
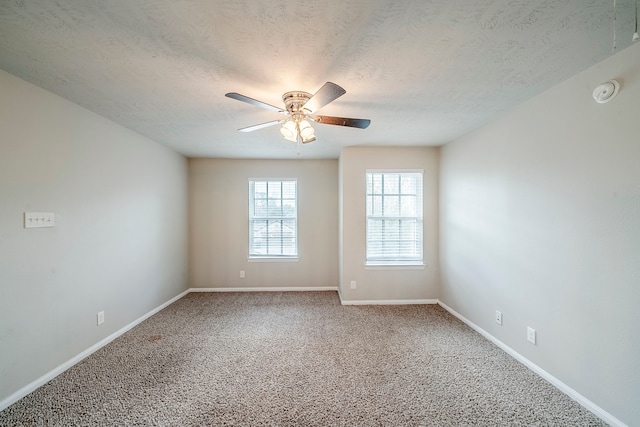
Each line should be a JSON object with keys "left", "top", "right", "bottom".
{"left": 247, "top": 256, "right": 299, "bottom": 263}
{"left": 364, "top": 261, "right": 425, "bottom": 270}
{"left": 365, "top": 169, "right": 424, "bottom": 267}
{"left": 248, "top": 178, "right": 298, "bottom": 260}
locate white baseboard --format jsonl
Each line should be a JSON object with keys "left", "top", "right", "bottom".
{"left": 437, "top": 300, "right": 627, "bottom": 427}
{"left": 340, "top": 298, "right": 438, "bottom": 305}
{"left": 0, "top": 289, "right": 190, "bottom": 412}
{"left": 189, "top": 286, "right": 338, "bottom": 292}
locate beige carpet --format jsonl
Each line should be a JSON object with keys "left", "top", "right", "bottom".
{"left": 0, "top": 291, "right": 606, "bottom": 426}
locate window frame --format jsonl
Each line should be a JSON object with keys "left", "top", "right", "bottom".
{"left": 365, "top": 169, "right": 424, "bottom": 267}
{"left": 248, "top": 178, "right": 299, "bottom": 261}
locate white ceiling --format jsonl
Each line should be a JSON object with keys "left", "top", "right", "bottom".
{"left": 0, "top": 1, "right": 637, "bottom": 159}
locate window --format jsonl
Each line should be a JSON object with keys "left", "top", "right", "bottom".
{"left": 249, "top": 179, "right": 297, "bottom": 259}
{"left": 366, "top": 171, "right": 423, "bottom": 265}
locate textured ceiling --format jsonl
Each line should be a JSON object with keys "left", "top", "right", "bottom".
{"left": 0, "top": 0, "right": 637, "bottom": 159}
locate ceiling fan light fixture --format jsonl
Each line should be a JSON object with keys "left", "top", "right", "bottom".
{"left": 280, "top": 118, "right": 316, "bottom": 143}
{"left": 280, "top": 120, "right": 297, "bottom": 142}
{"left": 298, "top": 120, "right": 315, "bottom": 140}
{"left": 302, "top": 135, "right": 316, "bottom": 144}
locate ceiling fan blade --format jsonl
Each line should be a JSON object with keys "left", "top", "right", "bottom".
{"left": 314, "top": 115, "right": 371, "bottom": 129}
{"left": 302, "top": 82, "right": 346, "bottom": 113}
{"left": 238, "top": 120, "right": 282, "bottom": 132}
{"left": 225, "top": 92, "right": 284, "bottom": 113}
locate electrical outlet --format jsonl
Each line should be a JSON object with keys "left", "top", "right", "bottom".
{"left": 527, "top": 327, "right": 536, "bottom": 344}
{"left": 350, "top": 280, "right": 357, "bottom": 289}
{"left": 495, "top": 310, "right": 502, "bottom": 325}
{"left": 240, "top": 270, "right": 245, "bottom": 279}
{"left": 97, "top": 311, "right": 104, "bottom": 326}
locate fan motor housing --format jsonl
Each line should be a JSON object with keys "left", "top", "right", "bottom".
{"left": 282, "top": 91, "right": 312, "bottom": 114}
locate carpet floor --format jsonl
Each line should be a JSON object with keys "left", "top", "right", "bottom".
{"left": 0, "top": 291, "right": 606, "bottom": 426}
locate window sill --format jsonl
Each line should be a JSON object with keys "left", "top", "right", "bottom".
{"left": 365, "top": 262, "right": 426, "bottom": 270}
{"left": 248, "top": 257, "right": 299, "bottom": 263}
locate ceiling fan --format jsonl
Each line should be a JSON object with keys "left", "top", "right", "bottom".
{"left": 225, "top": 82, "right": 370, "bottom": 145}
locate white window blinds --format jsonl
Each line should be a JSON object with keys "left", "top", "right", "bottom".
{"left": 249, "top": 179, "right": 297, "bottom": 258}
{"left": 366, "top": 171, "right": 423, "bottom": 263}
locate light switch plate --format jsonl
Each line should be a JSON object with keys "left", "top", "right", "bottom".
{"left": 24, "top": 212, "right": 55, "bottom": 228}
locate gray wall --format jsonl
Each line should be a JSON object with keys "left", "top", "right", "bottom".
{"left": 439, "top": 43, "right": 640, "bottom": 425}
{"left": 0, "top": 71, "right": 189, "bottom": 405}
{"left": 339, "top": 146, "right": 440, "bottom": 302}
{"left": 189, "top": 158, "right": 339, "bottom": 289}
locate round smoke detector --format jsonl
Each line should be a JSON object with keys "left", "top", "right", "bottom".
{"left": 592, "top": 80, "right": 620, "bottom": 103}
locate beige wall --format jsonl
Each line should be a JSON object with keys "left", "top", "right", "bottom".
{"left": 0, "top": 71, "right": 189, "bottom": 405}
{"left": 440, "top": 43, "right": 640, "bottom": 425}
{"left": 189, "top": 158, "right": 339, "bottom": 289}
{"left": 339, "top": 146, "right": 440, "bottom": 302}
{"left": 2, "top": 39, "right": 636, "bottom": 425}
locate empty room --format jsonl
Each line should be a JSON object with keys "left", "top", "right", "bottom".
{"left": 1, "top": 1, "right": 638, "bottom": 426}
